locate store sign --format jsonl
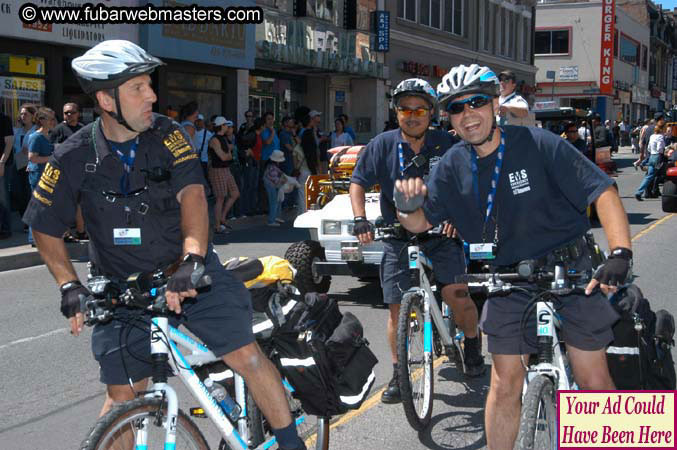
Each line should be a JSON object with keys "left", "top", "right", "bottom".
{"left": 0, "top": 0, "right": 138, "bottom": 47}
{"left": 632, "top": 85, "right": 650, "bottom": 105}
{"left": 144, "top": 0, "right": 255, "bottom": 69}
{"left": 0, "top": 76, "right": 45, "bottom": 102}
{"left": 374, "top": 11, "right": 389, "bottom": 52}
{"left": 613, "top": 80, "right": 631, "bottom": 91}
{"left": 559, "top": 66, "right": 579, "bottom": 81}
{"left": 599, "top": 0, "right": 615, "bottom": 95}
{"left": 401, "top": 60, "right": 430, "bottom": 77}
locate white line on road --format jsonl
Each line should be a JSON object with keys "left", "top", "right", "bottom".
{"left": 0, "top": 328, "right": 68, "bottom": 351}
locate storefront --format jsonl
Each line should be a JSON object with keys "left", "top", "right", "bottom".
{"left": 0, "top": 1, "right": 138, "bottom": 124}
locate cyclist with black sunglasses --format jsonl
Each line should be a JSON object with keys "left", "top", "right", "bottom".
{"left": 22, "top": 40, "right": 307, "bottom": 450}
{"left": 350, "top": 78, "right": 484, "bottom": 405}
{"left": 394, "top": 64, "right": 631, "bottom": 450}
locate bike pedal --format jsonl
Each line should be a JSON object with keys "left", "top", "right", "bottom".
{"left": 189, "top": 407, "right": 208, "bottom": 418}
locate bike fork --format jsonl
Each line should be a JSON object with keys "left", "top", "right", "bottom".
{"left": 149, "top": 317, "right": 178, "bottom": 449}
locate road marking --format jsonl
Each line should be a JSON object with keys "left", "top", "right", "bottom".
{"left": 631, "top": 213, "right": 674, "bottom": 241}
{"left": 304, "top": 356, "right": 446, "bottom": 448}
{"left": 0, "top": 327, "right": 68, "bottom": 351}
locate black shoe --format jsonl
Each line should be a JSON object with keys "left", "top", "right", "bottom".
{"left": 381, "top": 369, "right": 401, "bottom": 404}
{"left": 463, "top": 337, "right": 486, "bottom": 378}
{"left": 635, "top": 193, "right": 643, "bottom": 201}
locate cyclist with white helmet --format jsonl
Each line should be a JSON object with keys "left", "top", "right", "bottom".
{"left": 394, "top": 64, "right": 631, "bottom": 449}
{"left": 350, "top": 77, "right": 485, "bottom": 404}
{"left": 23, "top": 40, "right": 306, "bottom": 450}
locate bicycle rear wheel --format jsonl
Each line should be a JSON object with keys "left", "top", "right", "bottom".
{"left": 514, "top": 375, "right": 557, "bottom": 450}
{"left": 80, "top": 397, "right": 208, "bottom": 450}
{"left": 397, "top": 293, "right": 434, "bottom": 431}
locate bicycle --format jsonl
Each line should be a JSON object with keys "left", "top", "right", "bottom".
{"left": 78, "top": 266, "right": 330, "bottom": 450}
{"left": 373, "top": 223, "right": 470, "bottom": 431}
{"left": 459, "top": 261, "right": 586, "bottom": 450}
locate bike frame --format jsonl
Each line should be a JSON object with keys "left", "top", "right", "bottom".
{"left": 135, "top": 315, "right": 314, "bottom": 450}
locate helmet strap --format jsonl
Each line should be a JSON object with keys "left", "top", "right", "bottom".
{"left": 473, "top": 102, "right": 498, "bottom": 147}
{"left": 106, "top": 87, "right": 139, "bottom": 134}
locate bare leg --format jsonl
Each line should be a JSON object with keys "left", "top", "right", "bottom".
{"left": 441, "top": 283, "right": 478, "bottom": 338}
{"left": 223, "top": 342, "right": 292, "bottom": 429}
{"left": 99, "top": 379, "right": 150, "bottom": 449}
{"left": 567, "top": 345, "right": 615, "bottom": 389}
{"left": 485, "top": 354, "right": 526, "bottom": 450}
{"left": 387, "top": 303, "right": 401, "bottom": 363}
{"left": 221, "top": 192, "right": 240, "bottom": 224}
{"left": 213, "top": 195, "right": 225, "bottom": 230}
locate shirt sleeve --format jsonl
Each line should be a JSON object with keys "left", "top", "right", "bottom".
{"left": 162, "top": 125, "right": 207, "bottom": 194}
{"left": 22, "top": 155, "right": 80, "bottom": 236}
{"left": 539, "top": 130, "right": 614, "bottom": 212}
{"left": 658, "top": 135, "right": 665, "bottom": 154}
{"left": 422, "top": 155, "right": 455, "bottom": 227}
{"left": 350, "top": 139, "right": 380, "bottom": 189}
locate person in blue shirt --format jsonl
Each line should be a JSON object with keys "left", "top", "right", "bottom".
{"left": 395, "top": 64, "right": 631, "bottom": 449}
{"left": 340, "top": 113, "right": 356, "bottom": 142}
{"left": 27, "top": 107, "right": 56, "bottom": 245}
{"left": 261, "top": 111, "right": 280, "bottom": 162}
{"left": 350, "top": 78, "right": 483, "bottom": 406}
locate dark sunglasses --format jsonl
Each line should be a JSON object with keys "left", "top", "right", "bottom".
{"left": 446, "top": 95, "right": 493, "bottom": 115}
{"left": 64, "top": 111, "right": 78, "bottom": 116}
{"left": 499, "top": 76, "right": 515, "bottom": 82}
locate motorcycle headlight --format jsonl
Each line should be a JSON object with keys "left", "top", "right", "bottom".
{"left": 322, "top": 220, "right": 342, "bottom": 235}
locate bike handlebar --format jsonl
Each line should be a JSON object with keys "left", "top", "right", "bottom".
{"left": 372, "top": 223, "right": 446, "bottom": 242}
{"left": 458, "top": 270, "right": 586, "bottom": 295}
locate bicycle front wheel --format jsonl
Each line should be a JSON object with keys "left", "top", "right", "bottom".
{"left": 397, "top": 293, "right": 434, "bottom": 431}
{"left": 80, "top": 396, "right": 209, "bottom": 450}
{"left": 514, "top": 375, "right": 557, "bottom": 450}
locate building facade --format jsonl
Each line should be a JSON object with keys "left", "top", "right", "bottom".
{"left": 387, "top": 0, "right": 538, "bottom": 123}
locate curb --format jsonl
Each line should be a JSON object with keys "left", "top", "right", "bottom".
{"left": 0, "top": 242, "right": 89, "bottom": 272}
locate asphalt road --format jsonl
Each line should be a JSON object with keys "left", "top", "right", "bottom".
{"left": 0, "top": 149, "right": 674, "bottom": 449}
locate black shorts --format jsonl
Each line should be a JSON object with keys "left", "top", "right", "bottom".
{"left": 379, "top": 237, "right": 466, "bottom": 305}
{"left": 479, "top": 289, "right": 619, "bottom": 355}
{"left": 92, "top": 249, "right": 255, "bottom": 385}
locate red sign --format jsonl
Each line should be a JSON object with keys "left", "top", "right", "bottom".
{"left": 599, "top": 0, "right": 615, "bottom": 95}
{"left": 401, "top": 61, "right": 430, "bottom": 77}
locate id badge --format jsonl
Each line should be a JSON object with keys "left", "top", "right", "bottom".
{"left": 469, "top": 243, "right": 496, "bottom": 260}
{"left": 113, "top": 228, "right": 141, "bottom": 245}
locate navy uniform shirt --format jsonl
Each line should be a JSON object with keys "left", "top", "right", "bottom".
{"left": 423, "top": 126, "right": 614, "bottom": 266}
{"left": 351, "top": 128, "right": 457, "bottom": 224}
{"left": 23, "top": 114, "right": 207, "bottom": 279}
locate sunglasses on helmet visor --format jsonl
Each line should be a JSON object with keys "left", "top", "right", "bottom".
{"left": 396, "top": 106, "right": 431, "bottom": 118}
{"left": 446, "top": 95, "right": 493, "bottom": 115}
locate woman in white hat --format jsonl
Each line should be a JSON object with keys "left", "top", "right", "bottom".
{"left": 263, "top": 149, "right": 287, "bottom": 226}
{"left": 209, "top": 116, "right": 240, "bottom": 233}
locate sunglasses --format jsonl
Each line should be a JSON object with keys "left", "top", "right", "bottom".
{"left": 64, "top": 111, "right": 78, "bottom": 116}
{"left": 446, "top": 95, "right": 493, "bottom": 115}
{"left": 499, "top": 76, "right": 515, "bottom": 82}
{"left": 396, "top": 107, "right": 430, "bottom": 118}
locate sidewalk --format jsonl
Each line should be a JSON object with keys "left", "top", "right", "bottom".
{"left": 0, "top": 208, "right": 297, "bottom": 272}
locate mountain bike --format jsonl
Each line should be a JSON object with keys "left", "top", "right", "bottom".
{"left": 459, "top": 261, "right": 585, "bottom": 450}
{"left": 78, "top": 267, "right": 329, "bottom": 450}
{"left": 374, "top": 223, "right": 469, "bottom": 431}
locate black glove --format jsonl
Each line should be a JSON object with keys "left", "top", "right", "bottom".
{"left": 352, "top": 217, "right": 373, "bottom": 236}
{"left": 167, "top": 253, "right": 206, "bottom": 293}
{"left": 60, "top": 280, "right": 90, "bottom": 319}
{"left": 592, "top": 247, "right": 632, "bottom": 286}
{"left": 393, "top": 185, "right": 425, "bottom": 213}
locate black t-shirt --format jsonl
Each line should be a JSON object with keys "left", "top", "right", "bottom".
{"left": 23, "top": 114, "right": 207, "bottom": 279}
{"left": 351, "top": 128, "right": 458, "bottom": 224}
{"left": 423, "top": 126, "right": 614, "bottom": 266}
{"left": 209, "top": 134, "right": 232, "bottom": 168}
{"left": 301, "top": 127, "right": 319, "bottom": 175}
{"left": 49, "top": 122, "right": 83, "bottom": 145}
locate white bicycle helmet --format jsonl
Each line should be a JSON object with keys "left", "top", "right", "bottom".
{"left": 72, "top": 40, "right": 164, "bottom": 94}
{"left": 437, "top": 64, "right": 499, "bottom": 108}
{"left": 391, "top": 78, "right": 438, "bottom": 109}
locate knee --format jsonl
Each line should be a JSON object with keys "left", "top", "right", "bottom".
{"left": 223, "top": 343, "right": 268, "bottom": 375}
{"left": 442, "top": 284, "right": 473, "bottom": 308}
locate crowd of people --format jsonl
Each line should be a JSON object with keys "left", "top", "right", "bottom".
{"left": 173, "top": 104, "right": 357, "bottom": 227}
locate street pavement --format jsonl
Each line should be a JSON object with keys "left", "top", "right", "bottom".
{"left": 0, "top": 147, "right": 674, "bottom": 449}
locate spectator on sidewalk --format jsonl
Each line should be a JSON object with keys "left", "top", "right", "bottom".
{"left": 497, "top": 70, "right": 529, "bottom": 126}
{"left": 0, "top": 110, "right": 14, "bottom": 239}
{"left": 635, "top": 122, "right": 665, "bottom": 201}
{"left": 292, "top": 131, "right": 311, "bottom": 214}
{"left": 179, "top": 101, "right": 199, "bottom": 139}
{"left": 193, "top": 113, "right": 213, "bottom": 179}
{"left": 261, "top": 111, "right": 279, "bottom": 162}
{"left": 11, "top": 104, "right": 37, "bottom": 223}
{"left": 330, "top": 117, "right": 354, "bottom": 148}
{"left": 563, "top": 121, "right": 589, "bottom": 159}
{"left": 225, "top": 119, "right": 246, "bottom": 219}
{"left": 49, "top": 103, "right": 83, "bottom": 145}
{"left": 300, "top": 115, "right": 319, "bottom": 175}
{"left": 340, "top": 113, "right": 356, "bottom": 142}
{"left": 278, "top": 116, "right": 295, "bottom": 175}
{"left": 263, "top": 150, "right": 286, "bottom": 227}
{"left": 209, "top": 116, "right": 239, "bottom": 234}
{"left": 27, "top": 107, "right": 56, "bottom": 245}
{"left": 242, "top": 118, "right": 264, "bottom": 215}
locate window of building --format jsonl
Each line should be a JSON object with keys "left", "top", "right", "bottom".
{"left": 619, "top": 33, "right": 639, "bottom": 65}
{"left": 309, "top": 0, "right": 337, "bottom": 24}
{"left": 420, "top": 0, "right": 441, "bottom": 29}
{"left": 642, "top": 45, "right": 648, "bottom": 70}
{"left": 535, "top": 29, "right": 570, "bottom": 55}
{"left": 397, "top": 0, "right": 416, "bottom": 22}
{"left": 167, "top": 72, "right": 224, "bottom": 123}
{"left": 0, "top": 54, "right": 46, "bottom": 125}
{"left": 500, "top": 8, "right": 507, "bottom": 55}
{"left": 481, "top": 0, "right": 491, "bottom": 51}
{"left": 443, "top": 0, "right": 464, "bottom": 36}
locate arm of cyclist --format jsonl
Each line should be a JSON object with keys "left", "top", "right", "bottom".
{"left": 33, "top": 230, "right": 87, "bottom": 336}
{"left": 585, "top": 186, "right": 632, "bottom": 295}
{"left": 394, "top": 177, "right": 433, "bottom": 233}
{"left": 349, "top": 182, "right": 374, "bottom": 244}
{"left": 166, "top": 184, "right": 209, "bottom": 313}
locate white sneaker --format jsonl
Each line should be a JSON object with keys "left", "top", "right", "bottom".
{"left": 275, "top": 218, "right": 285, "bottom": 224}
{"left": 267, "top": 222, "right": 280, "bottom": 227}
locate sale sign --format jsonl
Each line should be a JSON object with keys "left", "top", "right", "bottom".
{"left": 600, "top": 0, "right": 615, "bottom": 95}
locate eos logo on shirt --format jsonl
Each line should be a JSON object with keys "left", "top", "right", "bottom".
{"left": 508, "top": 169, "right": 531, "bottom": 195}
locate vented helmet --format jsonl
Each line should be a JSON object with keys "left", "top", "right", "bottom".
{"left": 391, "top": 78, "right": 438, "bottom": 109}
{"left": 437, "top": 64, "right": 499, "bottom": 108}
{"left": 72, "top": 40, "right": 164, "bottom": 94}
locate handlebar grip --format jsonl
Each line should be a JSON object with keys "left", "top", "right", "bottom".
{"left": 393, "top": 185, "right": 425, "bottom": 214}
{"left": 195, "top": 274, "right": 212, "bottom": 290}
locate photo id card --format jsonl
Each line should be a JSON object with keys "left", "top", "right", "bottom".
{"left": 113, "top": 228, "right": 141, "bottom": 246}
{"left": 469, "top": 243, "right": 496, "bottom": 260}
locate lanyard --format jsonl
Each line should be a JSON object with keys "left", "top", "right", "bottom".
{"left": 470, "top": 130, "right": 505, "bottom": 226}
{"left": 398, "top": 143, "right": 406, "bottom": 177}
{"left": 111, "top": 138, "right": 138, "bottom": 195}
